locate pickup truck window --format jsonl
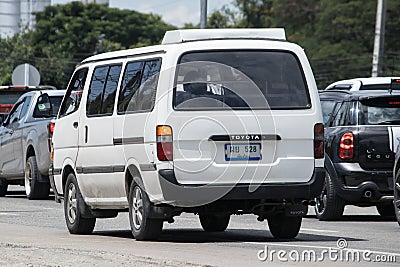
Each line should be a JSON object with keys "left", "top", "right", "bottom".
{"left": 3, "top": 100, "right": 24, "bottom": 126}
{"left": 19, "top": 96, "right": 32, "bottom": 119}
{"left": 33, "top": 96, "right": 63, "bottom": 118}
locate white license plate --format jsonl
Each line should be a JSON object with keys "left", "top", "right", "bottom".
{"left": 225, "top": 143, "right": 261, "bottom": 161}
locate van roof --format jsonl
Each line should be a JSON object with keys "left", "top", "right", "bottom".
{"left": 161, "top": 28, "right": 286, "bottom": 44}
{"left": 82, "top": 28, "right": 287, "bottom": 64}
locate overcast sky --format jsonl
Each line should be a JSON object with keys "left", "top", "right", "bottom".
{"left": 51, "top": 0, "right": 233, "bottom": 27}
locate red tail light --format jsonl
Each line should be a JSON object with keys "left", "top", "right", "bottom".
{"left": 339, "top": 132, "right": 354, "bottom": 159}
{"left": 156, "top": 125, "right": 173, "bottom": 161}
{"left": 314, "top": 123, "right": 324, "bottom": 159}
{"left": 48, "top": 122, "right": 55, "bottom": 134}
{"left": 48, "top": 122, "right": 55, "bottom": 153}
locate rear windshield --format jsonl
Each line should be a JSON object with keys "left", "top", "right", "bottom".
{"left": 359, "top": 97, "right": 400, "bottom": 125}
{"left": 0, "top": 92, "right": 25, "bottom": 104}
{"left": 174, "top": 50, "right": 311, "bottom": 110}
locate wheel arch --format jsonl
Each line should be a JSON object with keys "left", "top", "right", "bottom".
{"left": 62, "top": 164, "right": 76, "bottom": 194}
{"left": 125, "top": 163, "right": 144, "bottom": 199}
{"left": 26, "top": 144, "right": 36, "bottom": 161}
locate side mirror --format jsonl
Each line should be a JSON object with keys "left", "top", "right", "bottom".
{"left": 34, "top": 93, "right": 53, "bottom": 118}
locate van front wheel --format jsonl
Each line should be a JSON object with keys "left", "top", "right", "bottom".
{"left": 64, "top": 173, "right": 96, "bottom": 234}
{"left": 128, "top": 183, "right": 163, "bottom": 241}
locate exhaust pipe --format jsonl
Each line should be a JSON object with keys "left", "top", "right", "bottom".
{"left": 363, "top": 190, "right": 373, "bottom": 198}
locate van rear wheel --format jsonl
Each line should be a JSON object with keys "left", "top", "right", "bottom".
{"left": 128, "top": 182, "right": 163, "bottom": 241}
{"left": 199, "top": 214, "right": 230, "bottom": 232}
{"left": 267, "top": 213, "right": 302, "bottom": 239}
{"left": 64, "top": 173, "right": 96, "bottom": 234}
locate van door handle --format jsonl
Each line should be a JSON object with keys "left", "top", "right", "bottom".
{"left": 73, "top": 121, "right": 78, "bottom": 128}
{"left": 85, "top": 126, "right": 88, "bottom": 143}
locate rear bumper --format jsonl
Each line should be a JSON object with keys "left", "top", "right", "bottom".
{"left": 158, "top": 167, "right": 325, "bottom": 203}
{"left": 331, "top": 162, "right": 393, "bottom": 203}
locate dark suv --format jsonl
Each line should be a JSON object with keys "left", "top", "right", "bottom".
{"left": 316, "top": 89, "right": 400, "bottom": 220}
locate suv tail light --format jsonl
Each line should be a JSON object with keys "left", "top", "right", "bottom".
{"left": 48, "top": 122, "right": 55, "bottom": 153}
{"left": 339, "top": 132, "right": 354, "bottom": 159}
{"left": 314, "top": 123, "right": 324, "bottom": 159}
{"left": 156, "top": 125, "right": 173, "bottom": 161}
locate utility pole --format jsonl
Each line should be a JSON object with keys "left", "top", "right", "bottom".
{"left": 371, "top": 0, "right": 387, "bottom": 77}
{"left": 200, "top": 0, "right": 207, "bottom": 29}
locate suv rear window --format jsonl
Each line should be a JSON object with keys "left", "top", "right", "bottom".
{"left": 359, "top": 97, "right": 400, "bottom": 125}
{"left": 174, "top": 50, "right": 311, "bottom": 110}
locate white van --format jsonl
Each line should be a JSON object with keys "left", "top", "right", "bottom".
{"left": 51, "top": 29, "right": 324, "bottom": 240}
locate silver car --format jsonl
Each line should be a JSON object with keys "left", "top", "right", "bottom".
{"left": 0, "top": 90, "right": 65, "bottom": 199}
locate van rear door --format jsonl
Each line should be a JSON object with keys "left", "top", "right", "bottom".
{"left": 168, "top": 50, "right": 318, "bottom": 186}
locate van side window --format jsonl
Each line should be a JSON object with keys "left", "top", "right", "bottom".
{"left": 59, "top": 68, "right": 88, "bottom": 118}
{"left": 118, "top": 61, "right": 144, "bottom": 113}
{"left": 86, "top": 64, "right": 122, "bottom": 116}
{"left": 118, "top": 58, "right": 161, "bottom": 114}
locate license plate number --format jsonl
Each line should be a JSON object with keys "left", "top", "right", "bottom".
{"left": 225, "top": 143, "right": 261, "bottom": 161}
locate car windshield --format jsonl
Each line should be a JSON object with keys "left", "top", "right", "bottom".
{"left": 174, "top": 50, "right": 311, "bottom": 110}
{"left": 359, "top": 97, "right": 400, "bottom": 125}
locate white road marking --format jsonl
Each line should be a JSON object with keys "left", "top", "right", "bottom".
{"left": 300, "top": 228, "right": 338, "bottom": 233}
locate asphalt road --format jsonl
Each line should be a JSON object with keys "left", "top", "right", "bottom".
{"left": 0, "top": 186, "right": 399, "bottom": 267}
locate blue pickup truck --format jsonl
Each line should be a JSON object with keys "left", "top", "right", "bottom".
{"left": 0, "top": 90, "right": 65, "bottom": 199}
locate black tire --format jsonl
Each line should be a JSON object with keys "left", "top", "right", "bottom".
{"left": 128, "top": 182, "right": 163, "bottom": 241}
{"left": 376, "top": 203, "right": 395, "bottom": 218}
{"left": 0, "top": 178, "right": 8, "bottom": 197}
{"left": 394, "top": 171, "right": 400, "bottom": 226}
{"left": 64, "top": 173, "right": 96, "bottom": 234}
{"left": 314, "top": 168, "right": 345, "bottom": 220}
{"left": 199, "top": 214, "right": 230, "bottom": 232}
{"left": 267, "top": 213, "right": 302, "bottom": 239}
{"left": 25, "top": 156, "right": 50, "bottom": 200}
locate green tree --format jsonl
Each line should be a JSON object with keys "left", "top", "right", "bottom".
{"left": 0, "top": 32, "right": 35, "bottom": 85}
{"left": 0, "top": 2, "right": 175, "bottom": 88}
